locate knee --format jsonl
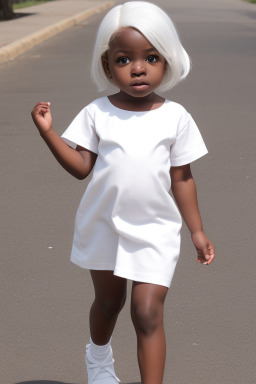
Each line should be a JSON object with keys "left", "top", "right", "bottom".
{"left": 131, "top": 303, "right": 161, "bottom": 336}
{"left": 94, "top": 293, "right": 126, "bottom": 319}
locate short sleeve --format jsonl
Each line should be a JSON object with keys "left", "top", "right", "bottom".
{"left": 170, "top": 113, "right": 208, "bottom": 167}
{"left": 61, "top": 106, "right": 99, "bottom": 154}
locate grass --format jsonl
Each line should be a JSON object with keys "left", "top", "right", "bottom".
{"left": 13, "top": 0, "right": 55, "bottom": 10}
{"left": 12, "top": 0, "right": 256, "bottom": 10}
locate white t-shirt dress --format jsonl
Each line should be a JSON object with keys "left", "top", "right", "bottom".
{"left": 61, "top": 97, "right": 208, "bottom": 287}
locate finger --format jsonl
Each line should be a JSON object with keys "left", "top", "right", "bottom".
{"left": 32, "top": 102, "right": 50, "bottom": 114}
{"left": 203, "top": 245, "right": 215, "bottom": 265}
{"left": 195, "top": 247, "right": 210, "bottom": 265}
{"left": 206, "top": 246, "right": 215, "bottom": 265}
{"left": 195, "top": 251, "right": 205, "bottom": 264}
{"left": 35, "top": 101, "right": 50, "bottom": 107}
{"left": 196, "top": 256, "right": 207, "bottom": 264}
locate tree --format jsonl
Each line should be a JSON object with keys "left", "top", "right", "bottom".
{"left": 0, "top": 0, "right": 15, "bottom": 21}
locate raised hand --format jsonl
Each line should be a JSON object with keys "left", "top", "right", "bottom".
{"left": 31, "top": 102, "right": 52, "bottom": 135}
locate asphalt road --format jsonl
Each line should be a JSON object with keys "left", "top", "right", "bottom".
{"left": 1, "top": 0, "right": 256, "bottom": 383}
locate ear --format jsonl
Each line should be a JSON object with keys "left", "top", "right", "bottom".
{"left": 101, "top": 53, "right": 112, "bottom": 79}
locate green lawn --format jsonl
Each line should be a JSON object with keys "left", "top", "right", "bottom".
{"left": 13, "top": 0, "right": 55, "bottom": 10}
{"left": 13, "top": 0, "right": 256, "bottom": 10}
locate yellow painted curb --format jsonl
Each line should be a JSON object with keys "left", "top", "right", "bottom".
{"left": 0, "top": 2, "right": 114, "bottom": 64}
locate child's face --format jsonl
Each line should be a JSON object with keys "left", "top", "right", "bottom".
{"left": 102, "top": 27, "right": 166, "bottom": 100}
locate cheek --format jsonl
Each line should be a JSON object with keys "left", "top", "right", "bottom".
{"left": 111, "top": 68, "right": 128, "bottom": 83}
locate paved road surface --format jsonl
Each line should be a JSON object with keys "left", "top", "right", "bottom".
{"left": 1, "top": 0, "right": 256, "bottom": 383}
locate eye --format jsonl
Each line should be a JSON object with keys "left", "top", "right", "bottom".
{"left": 146, "top": 55, "right": 158, "bottom": 63}
{"left": 117, "top": 56, "right": 130, "bottom": 64}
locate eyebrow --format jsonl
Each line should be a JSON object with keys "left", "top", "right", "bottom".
{"left": 114, "top": 48, "right": 158, "bottom": 55}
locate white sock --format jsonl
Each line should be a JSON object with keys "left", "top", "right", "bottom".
{"left": 86, "top": 337, "right": 120, "bottom": 383}
{"left": 89, "top": 337, "right": 112, "bottom": 362}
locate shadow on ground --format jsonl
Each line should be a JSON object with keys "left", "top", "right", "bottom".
{"left": 15, "top": 382, "right": 141, "bottom": 384}
{"left": 14, "top": 381, "right": 74, "bottom": 384}
{"left": 0, "top": 12, "right": 36, "bottom": 22}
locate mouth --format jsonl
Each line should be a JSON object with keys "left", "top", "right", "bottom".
{"left": 130, "top": 82, "right": 149, "bottom": 91}
{"left": 131, "top": 81, "right": 148, "bottom": 86}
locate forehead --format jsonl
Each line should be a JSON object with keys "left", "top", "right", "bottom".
{"left": 108, "top": 27, "right": 156, "bottom": 53}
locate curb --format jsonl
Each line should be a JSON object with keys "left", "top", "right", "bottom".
{"left": 0, "top": 1, "right": 114, "bottom": 65}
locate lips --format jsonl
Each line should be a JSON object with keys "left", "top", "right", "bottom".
{"left": 131, "top": 81, "right": 148, "bottom": 86}
{"left": 130, "top": 81, "right": 149, "bottom": 92}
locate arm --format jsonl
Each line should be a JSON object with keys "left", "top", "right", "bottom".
{"left": 171, "top": 164, "right": 215, "bottom": 265}
{"left": 31, "top": 102, "right": 97, "bottom": 179}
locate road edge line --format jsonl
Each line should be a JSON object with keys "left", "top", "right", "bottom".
{"left": 0, "top": 1, "right": 114, "bottom": 64}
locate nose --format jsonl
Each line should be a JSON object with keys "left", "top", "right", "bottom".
{"left": 131, "top": 60, "right": 146, "bottom": 77}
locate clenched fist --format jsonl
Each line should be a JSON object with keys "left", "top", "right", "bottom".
{"left": 31, "top": 102, "right": 52, "bottom": 136}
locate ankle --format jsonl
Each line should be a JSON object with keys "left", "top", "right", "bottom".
{"left": 89, "top": 337, "right": 112, "bottom": 362}
{"left": 86, "top": 338, "right": 120, "bottom": 384}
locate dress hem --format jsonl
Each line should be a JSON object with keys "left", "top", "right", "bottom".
{"left": 71, "top": 256, "right": 115, "bottom": 271}
{"left": 114, "top": 266, "right": 172, "bottom": 288}
{"left": 70, "top": 256, "right": 173, "bottom": 288}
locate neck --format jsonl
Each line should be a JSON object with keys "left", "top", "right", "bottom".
{"left": 108, "top": 92, "right": 165, "bottom": 112}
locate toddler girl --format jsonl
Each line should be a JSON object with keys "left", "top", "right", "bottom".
{"left": 32, "top": 2, "right": 215, "bottom": 384}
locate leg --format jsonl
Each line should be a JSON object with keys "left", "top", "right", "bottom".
{"left": 90, "top": 270, "right": 127, "bottom": 345}
{"left": 131, "top": 282, "right": 168, "bottom": 384}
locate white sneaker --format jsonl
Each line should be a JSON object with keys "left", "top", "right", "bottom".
{"left": 86, "top": 343, "right": 120, "bottom": 384}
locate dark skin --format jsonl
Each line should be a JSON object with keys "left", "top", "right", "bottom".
{"left": 31, "top": 102, "right": 97, "bottom": 179}
{"left": 31, "top": 27, "right": 214, "bottom": 384}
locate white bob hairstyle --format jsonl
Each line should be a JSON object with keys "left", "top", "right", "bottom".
{"left": 91, "top": 1, "right": 191, "bottom": 93}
